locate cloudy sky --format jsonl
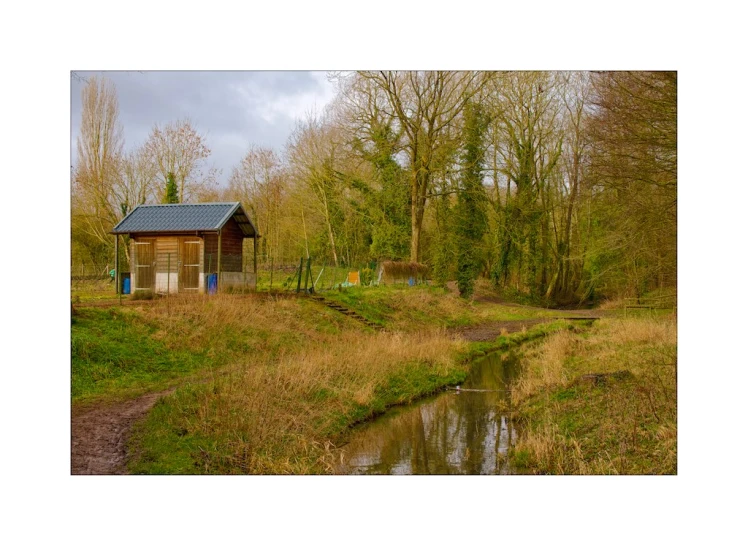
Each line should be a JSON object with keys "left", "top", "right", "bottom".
{"left": 70, "top": 71, "right": 337, "bottom": 186}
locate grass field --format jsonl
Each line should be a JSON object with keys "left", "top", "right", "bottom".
{"left": 71, "top": 280, "right": 676, "bottom": 474}
{"left": 71, "top": 283, "right": 544, "bottom": 473}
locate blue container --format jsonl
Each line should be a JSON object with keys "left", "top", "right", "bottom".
{"left": 208, "top": 274, "right": 218, "bottom": 295}
{"left": 123, "top": 277, "right": 131, "bottom": 295}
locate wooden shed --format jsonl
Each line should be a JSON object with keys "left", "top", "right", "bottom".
{"left": 111, "top": 202, "right": 259, "bottom": 294}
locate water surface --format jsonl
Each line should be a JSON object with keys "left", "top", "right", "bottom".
{"left": 336, "top": 351, "right": 519, "bottom": 475}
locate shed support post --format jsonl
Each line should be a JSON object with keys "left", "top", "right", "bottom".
{"left": 114, "top": 234, "right": 119, "bottom": 295}
{"left": 217, "top": 229, "right": 222, "bottom": 292}
{"left": 253, "top": 236, "right": 258, "bottom": 290}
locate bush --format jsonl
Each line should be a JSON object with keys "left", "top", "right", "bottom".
{"left": 131, "top": 290, "right": 155, "bottom": 300}
{"left": 360, "top": 267, "right": 374, "bottom": 286}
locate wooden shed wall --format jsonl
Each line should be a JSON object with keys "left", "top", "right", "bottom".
{"left": 203, "top": 217, "right": 245, "bottom": 273}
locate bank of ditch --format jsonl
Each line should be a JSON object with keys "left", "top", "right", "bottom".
{"left": 507, "top": 313, "right": 677, "bottom": 474}
{"left": 72, "top": 284, "right": 561, "bottom": 474}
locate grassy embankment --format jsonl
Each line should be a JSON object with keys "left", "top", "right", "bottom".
{"left": 71, "top": 282, "right": 559, "bottom": 474}
{"left": 509, "top": 311, "right": 677, "bottom": 474}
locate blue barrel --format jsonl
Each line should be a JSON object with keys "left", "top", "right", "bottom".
{"left": 208, "top": 274, "right": 218, "bottom": 295}
{"left": 120, "top": 273, "right": 130, "bottom": 294}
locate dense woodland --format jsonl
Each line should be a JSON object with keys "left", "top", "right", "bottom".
{"left": 71, "top": 71, "right": 676, "bottom": 303}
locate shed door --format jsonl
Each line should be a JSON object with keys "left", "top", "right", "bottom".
{"left": 180, "top": 238, "right": 201, "bottom": 291}
{"left": 134, "top": 240, "right": 155, "bottom": 290}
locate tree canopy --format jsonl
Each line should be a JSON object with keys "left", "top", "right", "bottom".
{"left": 72, "top": 71, "right": 677, "bottom": 303}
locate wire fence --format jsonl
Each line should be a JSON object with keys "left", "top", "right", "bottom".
{"left": 254, "top": 258, "right": 429, "bottom": 293}
{"left": 71, "top": 256, "right": 430, "bottom": 297}
{"left": 70, "top": 263, "right": 119, "bottom": 280}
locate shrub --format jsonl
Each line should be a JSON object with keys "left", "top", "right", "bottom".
{"left": 360, "top": 267, "right": 374, "bottom": 286}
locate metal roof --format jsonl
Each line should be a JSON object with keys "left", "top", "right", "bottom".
{"left": 111, "top": 202, "right": 258, "bottom": 237}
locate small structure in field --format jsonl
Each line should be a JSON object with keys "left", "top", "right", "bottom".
{"left": 111, "top": 202, "right": 259, "bottom": 294}
{"left": 378, "top": 261, "right": 429, "bottom": 285}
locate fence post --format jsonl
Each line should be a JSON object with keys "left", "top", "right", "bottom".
{"left": 167, "top": 253, "right": 171, "bottom": 297}
{"left": 296, "top": 256, "right": 304, "bottom": 293}
{"left": 315, "top": 260, "right": 326, "bottom": 291}
{"left": 304, "top": 257, "right": 312, "bottom": 293}
{"left": 270, "top": 256, "right": 274, "bottom": 291}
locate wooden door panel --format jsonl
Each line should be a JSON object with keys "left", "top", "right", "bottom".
{"left": 180, "top": 239, "right": 201, "bottom": 291}
{"left": 134, "top": 240, "right": 155, "bottom": 290}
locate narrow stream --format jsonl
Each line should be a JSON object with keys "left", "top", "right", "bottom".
{"left": 335, "top": 351, "right": 520, "bottom": 475}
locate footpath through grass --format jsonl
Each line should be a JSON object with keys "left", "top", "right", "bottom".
{"left": 509, "top": 314, "right": 677, "bottom": 474}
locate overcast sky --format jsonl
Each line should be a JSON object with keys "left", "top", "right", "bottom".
{"left": 70, "top": 71, "right": 337, "bottom": 186}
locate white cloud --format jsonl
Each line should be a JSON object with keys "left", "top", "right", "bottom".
{"left": 233, "top": 72, "right": 336, "bottom": 125}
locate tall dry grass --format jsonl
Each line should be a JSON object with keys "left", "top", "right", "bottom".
{"left": 129, "top": 294, "right": 469, "bottom": 474}
{"left": 152, "top": 330, "right": 464, "bottom": 473}
{"left": 510, "top": 314, "right": 677, "bottom": 474}
{"left": 512, "top": 330, "right": 575, "bottom": 402}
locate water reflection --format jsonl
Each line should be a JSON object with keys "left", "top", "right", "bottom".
{"left": 336, "top": 351, "right": 519, "bottom": 475}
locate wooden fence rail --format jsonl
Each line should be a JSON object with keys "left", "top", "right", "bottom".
{"left": 623, "top": 294, "right": 677, "bottom": 317}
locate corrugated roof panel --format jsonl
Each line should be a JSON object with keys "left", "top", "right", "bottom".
{"left": 112, "top": 202, "right": 256, "bottom": 236}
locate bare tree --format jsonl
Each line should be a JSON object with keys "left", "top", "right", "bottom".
{"left": 287, "top": 115, "right": 345, "bottom": 266}
{"left": 116, "top": 146, "right": 159, "bottom": 216}
{"left": 227, "top": 146, "right": 286, "bottom": 264}
{"left": 73, "top": 75, "right": 125, "bottom": 252}
{"left": 143, "top": 119, "right": 218, "bottom": 203}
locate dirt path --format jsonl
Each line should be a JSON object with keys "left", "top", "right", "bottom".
{"left": 71, "top": 390, "right": 172, "bottom": 475}
{"left": 450, "top": 319, "right": 554, "bottom": 341}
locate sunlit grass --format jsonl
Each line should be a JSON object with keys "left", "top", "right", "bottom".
{"left": 510, "top": 315, "right": 677, "bottom": 474}
{"left": 128, "top": 327, "right": 468, "bottom": 474}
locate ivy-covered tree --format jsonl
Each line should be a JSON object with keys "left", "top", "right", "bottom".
{"left": 353, "top": 121, "right": 411, "bottom": 260}
{"left": 455, "top": 101, "right": 489, "bottom": 298}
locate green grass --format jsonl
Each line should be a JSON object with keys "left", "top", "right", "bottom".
{"left": 71, "top": 279, "right": 120, "bottom": 303}
{"left": 322, "top": 283, "right": 551, "bottom": 331}
{"left": 71, "top": 307, "right": 209, "bottom": 404}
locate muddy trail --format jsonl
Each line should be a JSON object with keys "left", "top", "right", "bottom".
{"left": 451, "top": 319, "right": 553, "bottom": 341}
{"left": 450, "top": 312, "right": 601, "bottom": 342}
{"left": 71, "top": 390, "right": 172, "bottom": 475}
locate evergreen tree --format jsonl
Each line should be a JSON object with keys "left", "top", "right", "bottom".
{"left": 164, "top": 171, "right": 179, "bottom": 204}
